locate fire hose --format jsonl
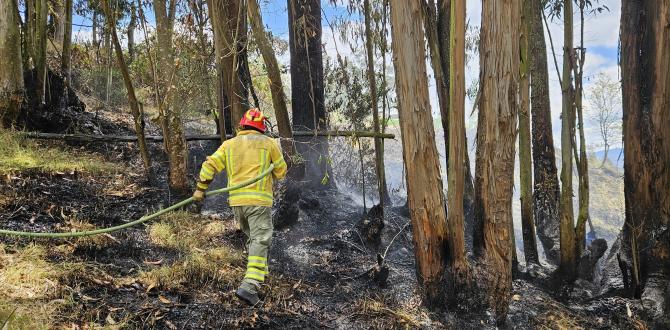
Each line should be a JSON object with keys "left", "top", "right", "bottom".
{"left": 0, "top": 164, "right": 275, "bottom": 238}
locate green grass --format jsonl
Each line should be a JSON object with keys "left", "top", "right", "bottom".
{"left": 0, "top": 129, "right": 121, "bottom": 175}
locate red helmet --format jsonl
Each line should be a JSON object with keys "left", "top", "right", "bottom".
{"left": 239, "top": 108, "right": 267, "bottom": 133}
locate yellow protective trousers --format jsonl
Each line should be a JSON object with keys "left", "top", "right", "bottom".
{"left": 233, "top": 205, "right": 272, "bottom": 293}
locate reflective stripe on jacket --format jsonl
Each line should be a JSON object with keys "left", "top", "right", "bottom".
{"left": 197, "top": 130, "right": 287, "bottom": 206}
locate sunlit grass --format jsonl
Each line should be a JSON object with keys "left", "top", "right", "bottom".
{"left": 147, "top": 211, "right": 226, "bottom": 252}
{"left": 0, "top": 244, "right": 84, "bottom": 329}
{"left": 140, "top": 247, "right": 242, "bottom": 291}
{"left": 0, "top": 129, "right": 121, "bottom": 175}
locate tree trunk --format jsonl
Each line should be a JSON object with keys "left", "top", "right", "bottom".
{"left": 247, "top": 0, "right": 293, "bottom": 150}
{"left": 621, "top": 0, "right": 670, "bottom": 322}
{"left": 423, "top": 0, "right": 450, "bottom": 160}
{"left": 573, "top": 1, "right": 589, "bottom": 259}
{"left": 104, "top": 14, "right": 112, "bottom": 105}
{"left": 364, "top": 0, "right": 390, "bottom": 207}
{"left": 189, "top": 0, "right": 214, "bottom": 125}
{"left": 127, "top": 3, "right": 136, "bottom": 63}
{"left": 474, "top": 0, "right": 520, "bottom": 321}
{"left": 559, "top": 0, "right": 576, "bottom": 280}
{"left": 288, "top": 0, "right": 332, "bottom": 188}
{"left": 59, "top": 0, "right": 72, "bottom": 110}
{"left": 389, "top": 0, "right": 449, "bottom": 308}
{"left": 520, "top": 0, "right": 539, "bottom": 265}
{"left": 530, "top": 0, "right": 560, "bottom": 266}
{"left": 102, "top": 0, "right": 151, "bottom": 178}
{"left": 52, "top": 0, "right": 65, "bottom": 50}
{"left": 154, "top": 0, "right": 188, "bottom": 193}
{"left": 92, "top": 10, "right": 99, "bottom": 56}
{"left": 0, "top": 0, "right": 24, "bottom": 126}
{"left": 34, "top": 0, "right": 48, "bottom": 104}
{"left": 61, "top": 0, "right": 72, "bottom": 82}
{"left": 445, "top": 0, "right": 470, "bottom": 302}
{"left": 207, "top": 0, "right": 248, "bottom": 138}
{"left": 425, "top": 0, "right": 475, "bottom": 224}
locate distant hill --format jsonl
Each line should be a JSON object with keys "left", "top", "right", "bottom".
{"left": 593, "top": 148, "right": 624, "bottom": 169}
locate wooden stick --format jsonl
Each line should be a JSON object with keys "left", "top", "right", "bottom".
{"left": 19, "top": 130, "right": 396, "bottom": 142}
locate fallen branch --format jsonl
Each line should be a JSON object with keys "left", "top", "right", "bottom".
{"left": 19, "top": 130, "right": 396, "bottom": 142}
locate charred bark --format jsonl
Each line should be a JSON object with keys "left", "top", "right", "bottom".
{"left": 520, "top": 0, "right": 539, "bottom": 265}
{"left": 530, "top": 0, "right": 560, "bottom": 265}
{"left": 621, "top": 0, "right": 670, "bottom": 323}
{"left": 288, "top": 0, "right": 332, "bottom": 189}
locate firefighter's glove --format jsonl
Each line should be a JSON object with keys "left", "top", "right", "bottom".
{"left": 193, "top": 189, "right": 205, "bottom": 202}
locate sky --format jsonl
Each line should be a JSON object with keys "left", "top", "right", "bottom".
{"left": 69, "top": 0, "right": 623, "bottom": 151}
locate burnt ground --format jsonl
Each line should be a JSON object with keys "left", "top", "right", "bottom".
{"left": 0, "top": 108, "right": 656, "bottom": 329}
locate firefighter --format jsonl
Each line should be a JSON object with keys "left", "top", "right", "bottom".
{"left": 193, "top": 108, "right": 287, "bottom": 305}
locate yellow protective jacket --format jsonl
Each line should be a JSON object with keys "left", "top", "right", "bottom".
{"left": 196, "top": 130, "right": 287, "bottom": 207}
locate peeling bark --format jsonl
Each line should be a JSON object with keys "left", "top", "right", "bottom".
{"left": 390, "top": 0, "right": 449, "bottom": 308}
{"left": 474, "top": 0, "right": 520, "bottom": 321}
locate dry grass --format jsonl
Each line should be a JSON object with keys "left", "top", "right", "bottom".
{"left": 143, "top": 211, "right": 243, "bottom": 290}
{"left": 140, "top": 247, "right": 243, "bottom": 291}
{"left": 537, "top": 310, "right": 585, "bottom": 330}
{"left": 67, "top": 219, "right": 120, "bottom": 250}
{"left": 0, "top": 244, "right": 84, "bottom": 329}
{"left": 0, "top": 129, "right": 121, "bottom": 175}
{"left": 356, "top": 298, "right": 425, "bottom": 328}
{"left": 147, "top": 211, "right": 226, "bottom": 252}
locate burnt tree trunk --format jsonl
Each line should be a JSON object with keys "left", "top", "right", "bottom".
{"left": 529, "top": 0, "right": 560, "bottom": 265}
{"left": 390, "top": 0, "right": 449, "bottom": 308}
{"left": 474, "top": 0, "right": 520, "bottom": 321}
{"left": 520, "top": 0, "right": 539, "bottom": 265}
{"left": 620, "top": 0, "right": 670, "bottom": 323}
{"left": 288, "top": 0, "right": 332, "bottom": 188}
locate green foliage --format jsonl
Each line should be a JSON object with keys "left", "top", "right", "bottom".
{"left": 0, "top": 129, "right": 121, "bottom": 174}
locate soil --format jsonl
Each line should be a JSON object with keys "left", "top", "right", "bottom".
{"left": 0, "top": 108, "right": 658, "bottom": 329}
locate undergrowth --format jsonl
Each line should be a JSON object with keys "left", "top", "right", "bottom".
{"left": 0, "top": 129, "right": 121, "bottom": 174}
{"left": 142, "top": 211, "right": 243, "bottom": 290}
